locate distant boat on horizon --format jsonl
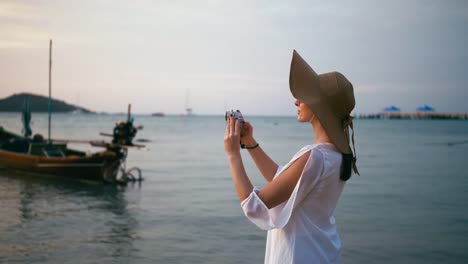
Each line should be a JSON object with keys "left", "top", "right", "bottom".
{"left": 181, "top": 89, "right": 194, "bottom": 116}
{"left": 71, "top": 109, "right": 84, "bottom": 114}
{"left": 183, "top": 107, "right": 193, "bottom": 116}
{"left": 151, "top": 112, "right": 165, "bottom": 117}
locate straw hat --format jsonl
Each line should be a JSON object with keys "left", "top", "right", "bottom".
{"left": 289, "top": 50, "right": 359, "bottom": 174}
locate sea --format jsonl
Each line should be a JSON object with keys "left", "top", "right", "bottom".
{"left": 0, "top": 113, "right": 467, "bottom": 264}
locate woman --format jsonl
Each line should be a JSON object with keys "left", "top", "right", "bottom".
{"left": 224, "top": 50, "right": 359, "bottom": 264}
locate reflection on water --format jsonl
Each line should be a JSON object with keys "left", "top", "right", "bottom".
{"left": 0, "top": 169, "right": 141, "bottom": 263}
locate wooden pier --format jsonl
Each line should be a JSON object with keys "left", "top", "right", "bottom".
{"left": 357, "top": 112, "right": 468, "bottom": 120}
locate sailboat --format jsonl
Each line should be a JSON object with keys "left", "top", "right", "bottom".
{"left": 182, "top": 88, "right": 193, "bottom": 116}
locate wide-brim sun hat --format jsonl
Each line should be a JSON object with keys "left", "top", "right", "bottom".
{"left": 289, "top": 50, "right": 359, "bottom": 175}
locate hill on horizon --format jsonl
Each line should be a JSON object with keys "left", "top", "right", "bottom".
{"left": 0, "top": 93, "right": 94, "bottom": 113}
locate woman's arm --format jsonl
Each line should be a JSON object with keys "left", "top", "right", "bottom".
{"left": 225, "top": 118, "right": 311, "bottom": 207}
{"left": 241, "top": 122, "right": 278, "bottom": 182}
{"left": 225, "top": 118, "right": 253, "bottom": 201}
{"left": 256, "top": 151, "right": 310, "bottom": 208}
{"left": 226, "top": 153, "right": 253, "bottom": 201}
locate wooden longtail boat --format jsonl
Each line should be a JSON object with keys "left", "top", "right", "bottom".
{"left": 0, "top": 40, "right": 145, "bottom": 183}
{"left": 0, "top": 127, "right": 123, "bottom": 183}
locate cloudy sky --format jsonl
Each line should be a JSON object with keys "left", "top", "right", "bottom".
{"left": 1, "top": 0, "right": 467, "bottom": 115}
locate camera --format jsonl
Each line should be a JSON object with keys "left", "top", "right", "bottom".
{"left": 225, "top": 110, "right": 245, "bottom": 131}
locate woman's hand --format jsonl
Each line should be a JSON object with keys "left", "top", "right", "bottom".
{"left": 224, "top": 117, "right": 241, "bottom": 156}
{"left": 240, "top": 121, "right": 256, "bottom": 147}
{"left": 224, "top": 117, "right": 254, "bottom": 202}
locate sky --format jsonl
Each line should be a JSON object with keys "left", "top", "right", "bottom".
{"left": 0, "top": 0, "right": 467, "bottom": 115}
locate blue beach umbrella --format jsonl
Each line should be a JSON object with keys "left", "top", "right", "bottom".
{"left": 416, "top": 105, "right": 435, "bottom": 112}
{"left": 383, "top": 105, "right": 401, "bottom": 112}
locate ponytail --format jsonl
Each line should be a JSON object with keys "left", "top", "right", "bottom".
{"left": 340, "top": 153, "right": 353, "bottom": 181}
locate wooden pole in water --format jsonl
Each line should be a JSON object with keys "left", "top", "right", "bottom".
{"left": 48, "top": 39, "right": 53, "bottom": 143}
{"left": 128, "top": 104, "right": 131, "bottom": 122}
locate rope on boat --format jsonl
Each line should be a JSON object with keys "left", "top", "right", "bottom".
{"left": 116, "top": 149, "right": 143, "bottom": 183}
{"left": 119, "top": 166, "right": 142, "bottom": 182}
{"left": 102, "top": 149, "right": 143, "bottom": 184}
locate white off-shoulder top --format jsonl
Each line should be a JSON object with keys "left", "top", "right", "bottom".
{"left": 241, "top": 143, "right": 345, "bottom": 264}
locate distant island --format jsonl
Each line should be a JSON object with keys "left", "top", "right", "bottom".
{"left": 0, "top": 93, "right": 94, "bottom": 113}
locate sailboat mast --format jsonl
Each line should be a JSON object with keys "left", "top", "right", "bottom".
{"left": 184, "top": 88, "right": 193, "bottom": 115}
{"left": 185, "top": 88, "right": 189, "bottom": 110}
{"left": 48, "top": 39, "right": 52, "bottom": 143}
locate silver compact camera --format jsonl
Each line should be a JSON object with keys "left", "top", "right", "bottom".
{"left": 225, "top": 110, "right": 245, "bottom": 131}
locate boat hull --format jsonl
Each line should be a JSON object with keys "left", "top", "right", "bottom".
{"left": 0, "top": 150, "right": 120, "bottom": 182}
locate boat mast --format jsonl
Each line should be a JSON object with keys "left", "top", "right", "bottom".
{"left": 185, "top": 88, "right": 192, "bottom": 115}
{"left": 48, "top": 39, "right": 52, "bottom": 143}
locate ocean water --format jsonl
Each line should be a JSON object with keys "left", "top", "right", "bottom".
{"left": 0, "top": 113, "right": 467, "bottom": 263}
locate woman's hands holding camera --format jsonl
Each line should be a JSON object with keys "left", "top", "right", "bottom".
{"left": 224, "top": 117, "right": 257, "bottom": 155}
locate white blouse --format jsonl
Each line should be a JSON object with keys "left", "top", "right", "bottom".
{"left": 241, "top": 143, "right": 345, "bottom": 264}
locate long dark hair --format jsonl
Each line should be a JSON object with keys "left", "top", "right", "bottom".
{"left": 340, "top": 153, "right": 353, "bottom": 181}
